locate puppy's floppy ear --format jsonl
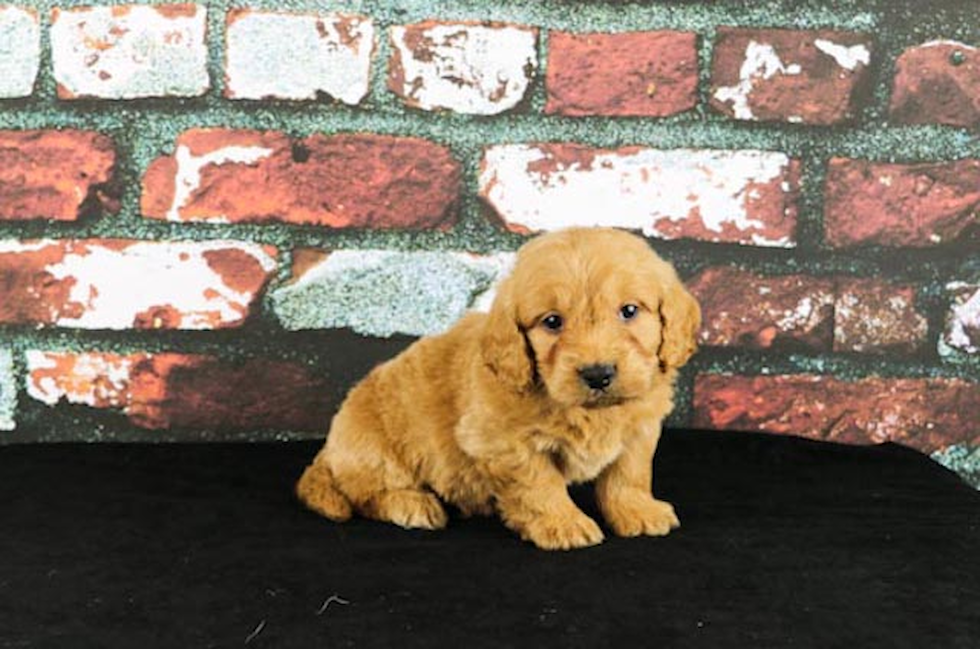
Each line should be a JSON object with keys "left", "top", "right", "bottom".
{"left": 656, "top": 268, "right": 701, "bottom": 371}
{"left": 481, "top": 276, "right": 536, "bottom": 392}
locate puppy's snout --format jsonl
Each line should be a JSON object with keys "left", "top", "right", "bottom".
{"left": 578, "top": 364, "right": 617, "bottom": 391}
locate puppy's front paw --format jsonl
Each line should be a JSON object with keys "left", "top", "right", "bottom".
{"left": 370, "top": 489, "right": 448, "bottom": 530}
{"left": 523, "top": 510, "right": 605, "bottom": 551}
{"left": 603, "top": 491, "right": 680, "bottom": 538}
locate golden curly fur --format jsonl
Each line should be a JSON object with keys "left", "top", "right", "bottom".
{"left": 296, "top": 227, "right": 701, "bottom": 550}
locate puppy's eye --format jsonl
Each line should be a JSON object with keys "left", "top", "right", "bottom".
{"left": 620, "top": 304, "right": 640, "bottom": 321}
{"left": 541, "top": 313, "right": 564, "bottom": 332}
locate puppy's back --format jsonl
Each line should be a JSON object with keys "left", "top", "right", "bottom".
{"left": 327, "top": 311, "right": 486, "bottom": 462}
{"left": 297, "top": 310, "right": 488, "bottom": 521}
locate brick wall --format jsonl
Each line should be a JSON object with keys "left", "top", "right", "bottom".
{"left": 0, "top": 0, "right": 977, "bottom": 486}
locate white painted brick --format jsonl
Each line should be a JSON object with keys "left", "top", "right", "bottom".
{"left": 0, "top": 239, "right": 277, "bottom": 329}
{"left": 272, "top": 250, "right": 514, "bottom": 337}
{"left": 51, "top": 4, "right": 208, "bottom": 99}
{"left": 42, "top": 241, "right": 275, "bottom": 329}
{"left": 225, "top": 10, "right": 374, "bottom": 103}
{"left": 25, "top": 350, "right": 134, "bottom": 408}
{"left": 941, "top": 282, "right": 980, "bottom": 356}
{"left": 0, "top": 6, "right": 39, "bottom": 98}
{"left": 813, "top": 39, "right": 871, "bottom": 71}
{"left": 0, "top": 348, "right": 14, "bottom": 431}
{"left": 479, "top": 144, "right": 799, "bottom": 247}
{"left": 713, "top": 41, "right": 803, "bottom": 121}
{"left": 389, "top": 21, "right": 537, "bottom": 115}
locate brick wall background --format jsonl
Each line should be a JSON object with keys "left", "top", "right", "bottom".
{"left": 0, "top": 0, "right": 978, "bottom": 487}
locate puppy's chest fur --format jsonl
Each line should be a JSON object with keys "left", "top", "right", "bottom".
{"left": 533, "top": 410, "right": 632, "bottom": 483}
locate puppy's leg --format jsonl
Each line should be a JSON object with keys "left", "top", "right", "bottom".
{"left": 490, "top": 452, "right": 604, "bottom": 550}
{"left": 363, "top": 489, "right": 448, "bottom": 530}
{"left": 325, "top": 402, "right": 447, "bottom": 531}
{"left": 595, "top": 424, "right": 679, "bottom": 537}
{"left": 296, "top": 451, "right": 353, "bottom": 522}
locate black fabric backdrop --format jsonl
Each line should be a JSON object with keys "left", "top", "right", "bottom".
{"left": 1, "top": 429, "right": 978, "bottom": 648}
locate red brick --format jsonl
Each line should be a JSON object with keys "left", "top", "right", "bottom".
{"left": 480, "top": 144, "right": 799, "bottom": 248}
{"left": 0, "top": 240, "right": 277, "bottom": 329}
{"left": 890, "top": 41, "right": 980, "bottom": 128}
{"left": 824, "top": 158, "right": 980, "bottom": 248}
{"left": 141, "top": 129, "right": 460, "bottom": 228}
{"left": 710, "top": 27, "right": 873, "bottom": 125}
{"left": 0, "top": 130, "right": 117, "bottom": 221}
{"left": 688, "top": 268, "right": 834, "bottom": 350}
{"left": 693, "top": 374, "right": 980, "bottom": 453}
{"left": 26, "top": 351, "right": 330, "bottom": 431}
{"left": 834, "top": 278, "right": 928, "bottom": 353}
{"left": 545, "top": 31, "right": 698, "bottom": 117}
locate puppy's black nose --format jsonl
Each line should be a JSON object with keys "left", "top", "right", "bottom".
{"left": 578, "top": 364, "right": 616, "bottom": 391}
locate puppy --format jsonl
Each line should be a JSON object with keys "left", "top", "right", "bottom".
{"left": 297, "top": 227, "right": 700, "bottom": 550}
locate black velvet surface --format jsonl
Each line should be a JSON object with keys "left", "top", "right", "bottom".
{"left": 2, "top": 429, "right": 978, "bottom": 648}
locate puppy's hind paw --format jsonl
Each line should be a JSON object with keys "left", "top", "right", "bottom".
{"left": 523, "top": 511, "right": 605, "bottom": 551}
{"left": 296, "top": 463, "right": 353, "bottom": 522}
{"left": 604, "top": 493, "right": 680, "bottom": 538}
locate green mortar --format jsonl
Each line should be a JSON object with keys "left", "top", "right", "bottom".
{"left": 0, "top": 0, "right": 978, "bottom": 445}
{"left": 0, "top": 349, "right": 14, "bottom": 430}
{"left": 271, "top": 250, "right": 509, "bottom": 337}
{"left": 932, "top": 445, "right": 980, "bottom": 489}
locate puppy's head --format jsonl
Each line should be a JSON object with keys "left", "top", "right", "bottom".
{"left": 481, "top": 227, "right": 700, "bottom": 408}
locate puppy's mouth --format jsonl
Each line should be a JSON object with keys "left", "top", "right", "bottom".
{"left": 581, "top": 391, "right": 632, "bottom": 409}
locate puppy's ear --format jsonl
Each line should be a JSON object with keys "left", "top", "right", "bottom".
{"left": 481, "top": 277, "right": 535, "bottom": 392}
{"left": 656, "top": 270, "right": 701, "bottom": 371}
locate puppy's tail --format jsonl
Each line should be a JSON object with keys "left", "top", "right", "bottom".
{"left": 296, "top": 458, "right": 353, "bottom": 522}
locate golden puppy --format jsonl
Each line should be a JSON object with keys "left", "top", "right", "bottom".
{"left": 296, "top": 227, "right": 700, "bottom": 550}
